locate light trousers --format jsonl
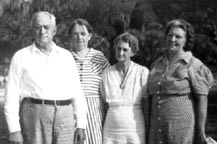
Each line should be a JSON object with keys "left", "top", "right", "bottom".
{"left": 20, "top": 100, "right": 75, "bottom": 144}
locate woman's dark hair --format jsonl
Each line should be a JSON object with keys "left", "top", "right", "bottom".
{"left": 68, "top": 18, "right": 93, "bottom": 35}
{"left": 165, "top": 19, "right": 195, "bottom": 51}
{"left": 113, "top": 32, "right": 139, "bottom": 54}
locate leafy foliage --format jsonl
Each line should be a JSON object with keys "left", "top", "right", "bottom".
{"left": 0, "top": 0, "right": 217, "bottom": 66}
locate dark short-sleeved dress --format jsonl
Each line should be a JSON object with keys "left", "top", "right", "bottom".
{"left": 71, "top": 48, "right": 110, "bottom": 144}
{"left": 148, "top": 51, "right": 213, "bottom": 144}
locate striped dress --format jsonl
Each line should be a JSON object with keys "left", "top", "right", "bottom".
{"left": 71, "top": 48, "right": 110, "bottom": 144}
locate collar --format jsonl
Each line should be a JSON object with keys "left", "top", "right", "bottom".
{"left": 179, "top": 51, "right": 193, "bottom": 64}
{"left": 160, "top": 51, "right": 193, "bottom": 64}
{"left": 31, "top": 42, "right": 58, "bottom": 55}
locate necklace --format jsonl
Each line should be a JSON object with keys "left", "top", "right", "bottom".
{"left": 116, "top": 62, "right": 132, "bottom": 89}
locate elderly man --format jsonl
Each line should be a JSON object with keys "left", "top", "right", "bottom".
{"left": 4, "top": 11, "right": 87, "bottom": 144}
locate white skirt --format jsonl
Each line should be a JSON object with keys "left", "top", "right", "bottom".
{"left": 103, "top": 105, "right": 146, "bottom": 144}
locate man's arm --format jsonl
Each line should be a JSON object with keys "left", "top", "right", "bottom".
{"left": 67, "top": 53, "right": 87, "bottom": 144}
{"left": 4, "top": 52, "right": 23, "bottom": 143}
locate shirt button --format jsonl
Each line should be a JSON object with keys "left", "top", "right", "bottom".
{"left": 157, "top": 91, "right": 160, "bottom": 95}
{"left": 158, "top": 117, "right": 161, "bottom": 120}
{"left": 159, "top": 141, "right": 163, "bottom": 144}
{"left": 157, "top": 96, "right": 160, "bottom": 100}
{"left": 158, "top": 105, "right": 161, "bottom": 108}
{"left": 158, "top": 129, "right": 162, "bottom": 132}
{"left": 158, "top": 82, "right": 161, "bottom": 85}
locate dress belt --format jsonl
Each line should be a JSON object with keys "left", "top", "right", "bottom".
{"left": 23, "top": 97, "right": 72, "bottom": 106}
{"left": 109, "top": 103, "right": 141, "bottom": 108}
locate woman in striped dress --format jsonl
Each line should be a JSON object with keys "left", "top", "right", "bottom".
{"left": 68, "top": 18, "right": 110, "bottom": 144}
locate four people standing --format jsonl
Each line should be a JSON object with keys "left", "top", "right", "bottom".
{"left": 148, "top": 19, "right": 213, "bottom": 144}
{"left": 101, "top": 33, "right": 150, "bottom": 144}
{"left": 4, "top": 11, "right": 87, "bottom": 144}
{"left": 68, "top": 18, "right": 110, "bottom": 144}
{"left": 3, "top": 11, "right": 214, "bottom": 144}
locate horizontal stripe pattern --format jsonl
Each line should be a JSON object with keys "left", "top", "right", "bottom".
{"left": 72, "top": 48, "right": 109, "bottom": 96}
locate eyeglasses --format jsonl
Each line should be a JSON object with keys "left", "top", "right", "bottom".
{"left": 33, "top": 25, "right": 52, "bottom": 32}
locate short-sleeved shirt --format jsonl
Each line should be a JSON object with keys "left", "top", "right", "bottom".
{"left": 101, "top": 61, "right": 149, "bottom": 144}
{"left": 148, "top": 51, "right": 213, "bottom": 97}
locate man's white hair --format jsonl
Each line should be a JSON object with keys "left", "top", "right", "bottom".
{"left": 30, "top": 11, "right": 56, "bottom": 27}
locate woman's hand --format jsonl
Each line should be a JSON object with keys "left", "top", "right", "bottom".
{"left": 196, "top": 129, "right": 208, "bottom": 144}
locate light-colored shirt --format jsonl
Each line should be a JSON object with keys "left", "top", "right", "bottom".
{"left": 101, "top": 61, "right": 149, "bottom": 143}
{"left": 4, "top": 42, "right": 87, "bottom": 133}
{"left": 101, "top": 61, "right": 149, "bottom": 106}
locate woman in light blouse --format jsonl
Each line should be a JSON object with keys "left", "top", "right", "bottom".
{"left": 101, "top": 32, "right": 149, "bottom": 144}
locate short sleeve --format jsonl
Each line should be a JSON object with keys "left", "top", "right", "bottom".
{"left": 189, "top": 63, "right": 214, "bottom": 96}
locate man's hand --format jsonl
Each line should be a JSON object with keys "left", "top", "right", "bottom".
{"left": 9, "top": 131, "right": 23, "bottom": 144}
{"left": 74, "top": 128, "right": 85, "bottom": 144}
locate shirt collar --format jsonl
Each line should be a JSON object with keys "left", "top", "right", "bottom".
{"left": 31, "top": 42, "right": 59, "bottom": 55}
{"left": 179, "top": 51, "right": 193, "bottom": 64}
{"left": 161, "top": 51, "right": 193, "bottom": 64}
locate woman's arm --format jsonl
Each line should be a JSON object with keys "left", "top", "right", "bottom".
{"left": 195, "top": 94, "right": 208, "bottom": 144}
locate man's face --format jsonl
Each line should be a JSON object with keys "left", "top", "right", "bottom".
{"left": 32, "top": 13, "right": 56, "bottom": 48}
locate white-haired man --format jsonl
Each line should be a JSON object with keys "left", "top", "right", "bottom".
{"left": 4, "top": 11, "right": 87, "bottom": 144}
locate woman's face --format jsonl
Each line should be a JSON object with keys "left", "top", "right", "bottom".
{"left": 115, "top": 41, "right": 134, "bottom": 63}
{"left": 70, "top": 24, "right": 91, "bottom": 51}
{"left": 166, "top": 27, "right": 187, "bottom": 53}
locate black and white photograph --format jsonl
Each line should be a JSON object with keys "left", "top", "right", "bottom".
{"left": 0, "top": 0, "right": 217, "bottom": 144}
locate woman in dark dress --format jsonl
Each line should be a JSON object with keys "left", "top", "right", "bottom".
{"left": 148, "top": 19, "right": 214, "bottom": 144}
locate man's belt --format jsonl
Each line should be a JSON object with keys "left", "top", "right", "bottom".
{"left": 23, "top": 97, "right": 72, "bottom": 106}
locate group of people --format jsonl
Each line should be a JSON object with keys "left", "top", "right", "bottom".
{"left": 4, "top": 11, "right": 214, "bottom": 144}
